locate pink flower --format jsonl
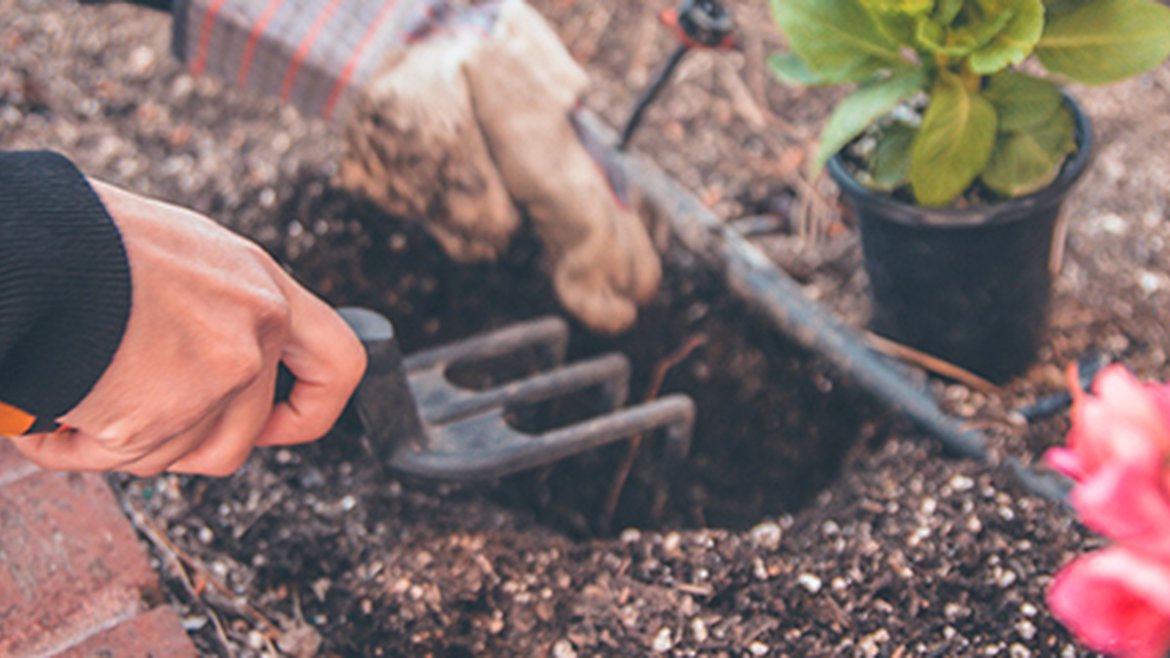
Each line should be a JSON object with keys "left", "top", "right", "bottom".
{"left": 1071, "top": 458, "right": 1170, "bottom": 559}
{"left": 1047, "top": 546, "right": 1170, "bottom": 658}
{"left": 1043, "top": 365, "right": 1170, "bottom": 556}
{"left": 1045, "top": 365, "right": 1170, "bottom": 482}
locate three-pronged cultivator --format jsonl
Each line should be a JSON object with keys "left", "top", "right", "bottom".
{"left": 333, "top": 308, "right": 694, "bottom": 481}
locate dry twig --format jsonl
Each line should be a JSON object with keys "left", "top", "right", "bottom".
{"left": 126, "top": 503, "right": 284, "bottom": 650}
{"left": 865, "top": 332, "right": 1000, "bottom": 395}
{"left": 126, "top": 505, "right": 236, "bottom": 657}
{"left": 600, "top": 333, "right": 708, "bottom": 532}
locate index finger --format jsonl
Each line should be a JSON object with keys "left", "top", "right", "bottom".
{"left": 255, "top": 289, "right": 366, "bottom": 447}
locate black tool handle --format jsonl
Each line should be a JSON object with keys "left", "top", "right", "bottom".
{"left": 276, "top": 308, "right": 426, "bottom": 449}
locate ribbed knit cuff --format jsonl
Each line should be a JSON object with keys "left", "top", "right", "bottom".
{"left": 0, "top": 151, "right": 131, "bottom": 421}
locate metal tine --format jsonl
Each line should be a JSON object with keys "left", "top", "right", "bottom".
{"left": 387, "top": 394, "right": 696, "bottom": 481}
{"left": 402, "top": 316, "right": 569, "bottom": 373}
{"left": 416, "top": 353, "right": 632, "bottom": 425}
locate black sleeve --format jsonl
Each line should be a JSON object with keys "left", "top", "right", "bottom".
{"left": 0, "top": 151, "right": 132, "bottom": 423}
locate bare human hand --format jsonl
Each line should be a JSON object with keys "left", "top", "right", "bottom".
{"left": 11, "top": 181, "right": 366, "bottom": 477}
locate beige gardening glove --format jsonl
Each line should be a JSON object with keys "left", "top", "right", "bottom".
{"left": 170, "top": 0, "right": 660, "bottom": 334}
{"left": 340, "top": 0, "right": 661, "bottom": 333}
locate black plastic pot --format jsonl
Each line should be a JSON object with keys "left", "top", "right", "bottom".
{"left": 828, "top": 98, "right": 1094, "bottom": 382}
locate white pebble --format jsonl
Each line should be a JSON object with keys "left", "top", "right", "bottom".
{"left": 552, "top": 639, "right": 578, "bottom": 658}
{"left": 949, "top": 474, "right": 975, "bottom": 491}
{"left": 750, "top": 521, "right": 783, "bottom": 550}
{"left": 247, "top": 630, "right": 266, "bottom": 650}
{"left": 662, "top": 532, "right": 682, "bottom": 554}
{"left": 921, "top": 497, "right": 938, "bottom": 515}
{"left": 753, "top": 557, "right": 769, "bottom": 581}
{"left": 1009, "top": 643, "right": 1031, "bottom": 658}
{"left": 691, "top": 618, "right": 709, "bottom": 643}
{"left": 129, "top": 45, "right": 156, "bottom": 75}
{"left": 797, "top": 573, "right": 823, "bottom": 594}
{"left": 652, "top": 627, "right": 673, "bottom": 653}
{"left": 1097, "top": 212, "right": 1127, "bottom": 235}
{"left": 1140, "top": 270, "right": 1165, "bottom": 293}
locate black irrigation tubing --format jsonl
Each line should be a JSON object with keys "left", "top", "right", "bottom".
{"left": 618, "top": 44, "right": 690, "bottom": 151}
{"left": 578, "top": 112, "right": 1075, "bottom": 510}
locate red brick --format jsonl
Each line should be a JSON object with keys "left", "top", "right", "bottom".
{"left": 0, "top": 438, "right": 39, "bottom": 486}
{"left": 55, "top": 605, "right": 197, "bottom": 657}
{"left": 0, "top": 470, "right": 162, "bottom": 656}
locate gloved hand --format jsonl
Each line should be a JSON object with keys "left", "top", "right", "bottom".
{"left": 171, "top": 0, "right": 661, "bottom": 334}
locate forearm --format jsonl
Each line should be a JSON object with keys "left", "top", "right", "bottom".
{"left": 0, "top": 152, "right": 131, "bottom": 432}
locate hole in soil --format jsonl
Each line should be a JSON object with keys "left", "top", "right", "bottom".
{"left": 264, "top": 172, "right": 891, "bottom": 538}
{"left": 444, "top": 344, "right": 561, "bottom": 393}
{"left": 503, "top": 383, "right": 624, "bottom": 435}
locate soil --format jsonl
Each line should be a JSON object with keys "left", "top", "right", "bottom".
{"left": 3, "top": 0, "right": 1170, "bottom": 656}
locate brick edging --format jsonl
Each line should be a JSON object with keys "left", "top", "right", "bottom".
{"left": 0, "top": 440, "right": 197, "bottom": 657}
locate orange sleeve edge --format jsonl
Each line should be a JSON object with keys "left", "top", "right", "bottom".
{"left": 0, "top": 402, "right": 36, "bottom": 436}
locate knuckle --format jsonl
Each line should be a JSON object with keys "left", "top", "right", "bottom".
{"left": 255, "top": 289, "right": 292, "bottom": 330}
{"left": 205, "top": 339, "right": 266, "bottom": 393}
{"left": 253, "top": 294, "right": 293, "bottom": 357}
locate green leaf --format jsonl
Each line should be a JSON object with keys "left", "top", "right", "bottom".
{"left": 1042, "top": 0, "right": 1093, "bottom": 21}
{"left": 982, "top": 105, "right": 1077, "bottom": 196}
{"left": 767, "top": 52, "right": 829, "bottom": 86}
{"left": 1037, "top": 0, "right": 1170, "bottom": 84}
{"left": 869, "top": 123, "right": 918, "bottom": 190}
{"left": 983, "top": 72, "right": 1064, "bottom": 131}
{"left": 909, "top": 74, "right": 998, "bottom": 206}
{"left": 769, "top": 0, "right": 908, "bottom": 83}
{"left": 859, "top": 0, "right": 935, "bottom": 15}
{"left": 916, "top": 9, "right": 1012, "bottom": 56}
{"left": 934, "top": 0, "right": 964, "bottom": 24}
{"left": 813, "top": 69, "right": 929, "bottom": 174}
{"left": 915, "top": 19, "right": 951, "bottom": 53}
{"left": 870, "top": 10, "right": 920, "bottom": 44}
{"left": 969, "top": 0, "right": 1044, "bottom": 73}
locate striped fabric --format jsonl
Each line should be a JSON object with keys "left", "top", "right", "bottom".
{"left": 172, "top": 0, "right": 442, "bottom": 119}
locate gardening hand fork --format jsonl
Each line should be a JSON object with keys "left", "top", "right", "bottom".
{"left": 307, "top": 308, "right": 695, "bottom": 481}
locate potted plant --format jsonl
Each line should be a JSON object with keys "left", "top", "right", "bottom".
{"left": 768, "top": 0, "right": 1170, "bottom": 381}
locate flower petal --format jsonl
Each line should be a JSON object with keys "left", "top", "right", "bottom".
{"left": 1048, "top": 547, "right": 1170, "bottom": 658}
{"left": 1044, "top": 446, "right": 1085, "bottom": 481}
{"left": 1074, "top": 462, "right": 1170, "bottom": 559}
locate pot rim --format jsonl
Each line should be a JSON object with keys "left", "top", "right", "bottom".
{"left": 827, "top": 92, "right": 1095, "bottom": 229}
